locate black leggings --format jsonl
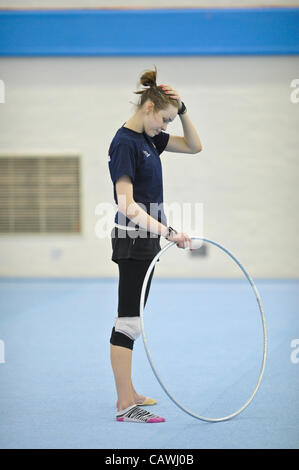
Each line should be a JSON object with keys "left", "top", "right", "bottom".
{"left": 117, "top": 258, "right": 156, "bottom": 316}
{"left": 110, "top": 258, "right": 156, "bottom": 350}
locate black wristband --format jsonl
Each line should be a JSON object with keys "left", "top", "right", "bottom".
{"left": 177, "top": 101, "right": 187, "bottom": 115}
{"left": 165, "top": 226, "right": 178, "bottom": 240}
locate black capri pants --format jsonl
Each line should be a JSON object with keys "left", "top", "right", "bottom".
{"left": 110, "top": 258, "right": 156, "bottom": 350}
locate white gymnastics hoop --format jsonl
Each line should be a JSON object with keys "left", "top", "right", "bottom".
{"left": 139, "top": 236, "right": 267, "bottom": 423}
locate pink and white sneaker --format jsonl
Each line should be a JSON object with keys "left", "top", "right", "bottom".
{"left": 116, "top": 405, "right": 165, "bottom": 423}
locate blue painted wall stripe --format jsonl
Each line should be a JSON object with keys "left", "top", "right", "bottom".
{"left": 0, "top": 8, "right": 298, "bottom": 56}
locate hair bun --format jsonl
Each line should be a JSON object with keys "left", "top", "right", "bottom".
{"left": 133, "top": 64, "right": 179, "bottom": 112}
{"left": 139, "top": 65, "right": 158, "bottom": 88}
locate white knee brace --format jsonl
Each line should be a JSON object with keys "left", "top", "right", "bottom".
{"left": 114, "top": 316, "right": 141, "bottom": 341}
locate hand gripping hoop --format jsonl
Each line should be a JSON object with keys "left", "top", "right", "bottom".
{"left": 139, "top": 236, "right": 267, "bottom": 422}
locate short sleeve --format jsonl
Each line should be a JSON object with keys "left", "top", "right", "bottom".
{"left": 108, "top": 142, "right": 137, "bottom": 184}
{"left": 152, "top": 131, "right": 170, "bottom": 155}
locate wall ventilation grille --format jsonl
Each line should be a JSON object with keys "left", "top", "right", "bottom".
{"left": 0, "top": 156, "right": 81, "bottom": 234}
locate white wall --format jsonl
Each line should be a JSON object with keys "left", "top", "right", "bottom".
{"left": 0, "top": 56, "right": 298, "bottom": 278}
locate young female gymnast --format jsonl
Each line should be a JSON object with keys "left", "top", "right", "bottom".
{"left": 108, "top": 65, "right": 202, "bottom": 423}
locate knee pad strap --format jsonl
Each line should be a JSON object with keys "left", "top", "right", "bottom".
{"left": 110, "top": 327, "right": 134, "bottom": 350}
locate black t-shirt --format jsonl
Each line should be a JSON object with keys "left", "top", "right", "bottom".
{"left": 108, "top": 124, "right": 170, "bottom": 228}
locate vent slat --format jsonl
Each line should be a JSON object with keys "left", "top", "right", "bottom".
{"left": 0, "top": 156, "right": 81, "bottom": 234}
